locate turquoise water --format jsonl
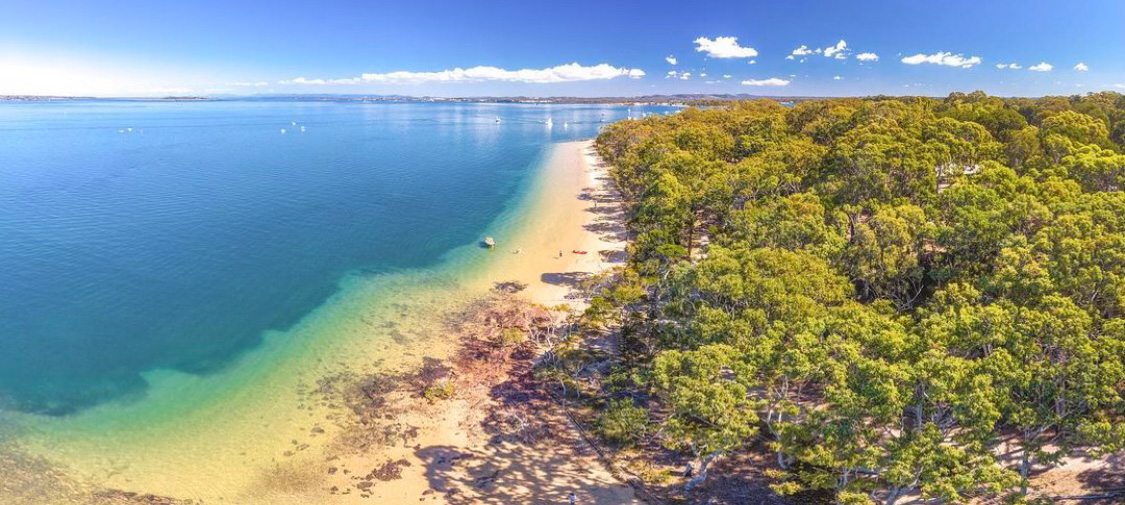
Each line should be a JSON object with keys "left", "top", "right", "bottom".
{"left": 0, "top": 100, "right": 671, "bottom": 416}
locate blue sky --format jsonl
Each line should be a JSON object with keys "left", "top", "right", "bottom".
{"left": 1, "top": 0, "right": 1123, "bottom": 97}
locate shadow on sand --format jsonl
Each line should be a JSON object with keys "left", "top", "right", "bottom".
{"left": 540, "top": 272, "right": 592, "bottom": 288}
{"left": 1076, "top": 452, "right": 1125, "bottom": 495}
{"left": 414, "top": 443, "right": 634, "bottom": 505}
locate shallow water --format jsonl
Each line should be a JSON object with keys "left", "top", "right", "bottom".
{"left": 0, "top": 100, "right": 667, "bottom": 414}
{"left": 0, "top": 100, "right": 672, "bottom": 502}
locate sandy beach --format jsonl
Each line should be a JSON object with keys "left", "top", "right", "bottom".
{"left": 303, "top": 139, "right": 638, "bottom": 505}
{"left": 471, "top": 140, "right": 627, "bottom": 306}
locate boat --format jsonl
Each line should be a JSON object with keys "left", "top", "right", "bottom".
{"left": 483, "top": 237, "right": 496, "bottom": 247}
{"left": 545, "top": 117, "right": 553, "bottom": 127}
{"left": 495, "top": 116, "right": 502, "bottom": 123}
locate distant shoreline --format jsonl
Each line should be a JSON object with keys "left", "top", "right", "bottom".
{"left": 0, "top": 95, "right": 216, "bottom": 102}
{"left": 0, "top": 93, "right": 813, "bottom": 105}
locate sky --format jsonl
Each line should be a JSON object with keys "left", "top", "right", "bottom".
{"left": 1, "top": 0, "right": 1123, "bottom": 97}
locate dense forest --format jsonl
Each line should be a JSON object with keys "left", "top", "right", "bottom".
{"left": 585, "top": 91, "right": 1125, "bottom": 504}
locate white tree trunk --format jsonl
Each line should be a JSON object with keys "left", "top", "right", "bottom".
{"left": 684, "top": 452, "right": 719, "bottom": 491}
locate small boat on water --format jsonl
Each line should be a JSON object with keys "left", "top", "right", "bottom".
{"left": 483, "top": 236, "right": 496, "bottom": 247}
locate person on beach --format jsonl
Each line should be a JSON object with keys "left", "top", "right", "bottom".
{"left": 559, "top": 250, "right": 563, "bottom": 258}
{"left": 567, "top": 492, "right": 577, "bottom": 504}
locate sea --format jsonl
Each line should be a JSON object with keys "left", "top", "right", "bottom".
{"left": 0, "top": 99, "right": 675, "bottom": 502}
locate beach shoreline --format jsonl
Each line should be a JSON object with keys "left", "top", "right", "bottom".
{"left": 469, "top": 139, "right": 627, "bottom": 308}
{"left": 348, "top": 138, "right": 635, "bottom": 504}
{"left": 294, "top": 139, "right": 636, "bottom": 505}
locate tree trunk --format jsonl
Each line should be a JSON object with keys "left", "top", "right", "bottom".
{"left": 1019, "top": 449, "right": 1030, "bottom": 495}
{"left": 685, "top": 218, "right": 695, "bottom": 260}
{"left": 885, "top": 487, "right": 902, "bottom": 505}
{"left": 684, "top": 452, "right": 719, "bottom": 491}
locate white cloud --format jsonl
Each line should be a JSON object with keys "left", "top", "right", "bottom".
{"left": 229, "top": 81, "right": 269, "bottom": 87}
{"left": 284, "top": 63, "right": 645, "bottom": 85}
{"left": 741, "top": 77, "right": 790, "bottom": 86}
{"left": 280, "top": 77, "right": 326, "bottom": 85}
{"left": 789, "top": 41, "right": 851, "bottom": 61}
{"left": 823, "top": 40, "right": 849, "bottom": 59}
{"left": 666, "top": 70, "right": 678, "bottom": 78}
{"left": 680, "top": 72, "right": 691, "bottom": 80}
{"left": 699, "top": 73, "right": 707, "bottom": 77}
{"left": 995, "top": 63, "right": 1022, "bottom": 70}
{"left": 1115, "top": 84, "right": 1125, "bottom": 89}
{"left": 666, "top": 55, "right": 677, "bottom": 65}
{"left": 1074, "top": 62, "right": 1089, "bottom": 72}
{"left": 856, "top": 52, "right": 879, "bottom": 61}
{"left": 790, "top": 45, "right": 820, "bottom": 57}
{"left": 694, "top": 36, "right": 758, "bottom": 58}
{"left": 833, "top": 75, "right": 843, "bottom": 80}
{"left": 749, "top": 59, "right": 756, "bottom": 64}
{"left": 723, "top": 74, "right": 732, "bottom": 79}
{"left": 900, "top": 52, "right": 982, "bottom": 68}
{"left": 1029, "top": 62, "right": 1053, "bottom": 72}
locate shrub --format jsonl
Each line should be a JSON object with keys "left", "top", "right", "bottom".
{"left": 498, "top": 327, "right": 527, "bottom": 348}
{"left": 596, "top": 398, "right": 647, "bottom": 446}
{"left": 422, "top": 380, "right": 455, "bottom": 402}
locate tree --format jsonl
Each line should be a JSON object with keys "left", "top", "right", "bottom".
{"left": 651, "top": 344, "right": 758, "bottom": 489}
{"left": 591, "top": 92, "right": 1125, "bottom": 502}
{"left": 838, "top": 203, "right": 930, "bottom": 308}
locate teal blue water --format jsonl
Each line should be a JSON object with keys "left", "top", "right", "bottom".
{"left": 0, "top": 100, "right": 672, "bottom": 415}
